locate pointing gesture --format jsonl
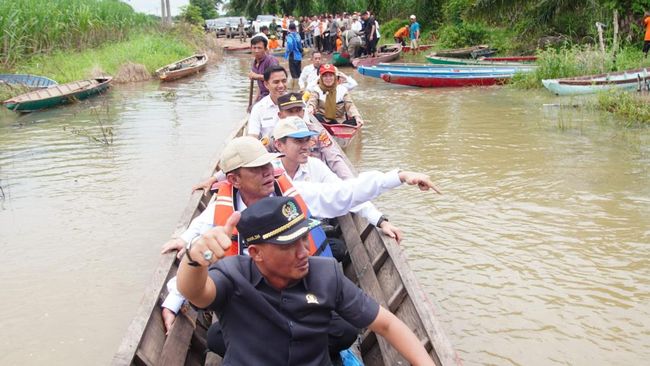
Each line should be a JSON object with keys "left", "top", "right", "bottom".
{"left": 398, "top": 171, "right": 442, "bottom": 194}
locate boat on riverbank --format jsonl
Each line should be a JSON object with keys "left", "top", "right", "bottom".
{"left": 430, "top": 45, "right": 489, "bottom": 59}
{"left": 0, "top": 74, "right": 58, "bottom": 88}
{"left": 352, "top": 44, "right": 402, "bottom": 68}
{"left": 402, "top": 44, "right": 434, "bottom": 53}
{"left": 156, "top": 54, "right": 208, "bottom": 82}
{"left": 223, "top": 45, "right": 251, "bottom": 53}
{"left": 358, "top": 64, "right": 534, "bottom": 79}
{"left": 381, "top": 72, "right": 512, "bottom": 87}
{"left": 111, "top": 115, "right": 461, "bottom": 366}
{"left": 542, "top": 68, "right": 650, "bottom": 96}
{"left": 333, "top": 51, "right": 352, "bottom": 66}
{"left": 426, "top": 55, "right": 532, "bottom": 66}
{"left": 3, "top": 77, "right": 112, "bottom": 112}
{"left": 480, "top": 56, "right": 537, "bottom": 62}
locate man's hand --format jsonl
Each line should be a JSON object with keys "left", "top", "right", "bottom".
{"left": 161, "top": 238, "right": 187, "bottom": 259}
{"left": 379, "top": 221, "right": 403, "bottom": 244}
{"left": 192, "top": 176, "right": 218, "bottom": 194}
{"left": 398, "top": 171, "right": 441, "bottom": 194}
{"left": 187, "top": 212, "right": 241, "bottom": 266}
{"left": 162, "top": 307, "right": 176, "bottom": 335}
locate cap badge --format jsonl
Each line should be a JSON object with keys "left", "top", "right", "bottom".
{"left": 282, "top": 201, "right": 300, "bottom": 221}
{"left": 306, "top": 293, "right": 319, "bottom": 304}
{"left": 289, "top": 94, "right": 297, "bottom": 101}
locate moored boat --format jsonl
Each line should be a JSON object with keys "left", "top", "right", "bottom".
{"left": 401, "top": 44, "right": 434, "bottom": 52}
{"left": 351, "top": 44, "right": 402, "bottom": 68}
{"left": 111, "top": 115, "right": 461, "bottom": 366}
{"left": 426, "top": 55, "right": 533, "bottom": 67}
{"left": 3, "top": 77, "right": 112, "bottom": 112}
{"left": 431, "top": 44, "right": 489, "bottom": 58}
{"left": 542, "top": 68, "right": 650, "bottom": 96}
{"left": 381, "top": 72, "right": 512, "bottom": 87}
{"left": 223, "top": 45, "right": 251, "bottom": 53}
{"left": 481, "top": 56, "right": 537, "bottom": 62}
{"left": 0, "top": 74, "right": 58, "bottom": 88}
{"left": 156, "top": 54, "right": 208, "bottom": 82}
{"left": 358, "top": 64, "right": 535, "bottom": 79}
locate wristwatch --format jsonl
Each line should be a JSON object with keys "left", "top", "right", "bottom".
{"left": 376, "top": 215, "right": 388, "bottom": 227}
{"left": 184, "top": 236, "right": 201, "bottom": 267}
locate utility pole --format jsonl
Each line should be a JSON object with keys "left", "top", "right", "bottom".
{"left": 165, "top": 0, "right": 172, "bottom": 24}
{"left": 160, "top": 0, "right": 167, "bottom": 25}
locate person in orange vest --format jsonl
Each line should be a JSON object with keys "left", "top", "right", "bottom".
{"left": 643, "top": 11, "right": 650, "bottom": 58}
{"left": 176, "top": 196, "right": 437, "bottom": 366}
{"left": 394, "top": 24, "right": 410, "bottom": 46}
{"left": 268, "top": 34, "right": 279, "bottom": 49}
{"left": 281, "top": 15, "right": 289, "bottom": 47}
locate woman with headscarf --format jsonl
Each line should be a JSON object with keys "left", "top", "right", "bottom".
{"left": 306, "top": 64, "right": 364, "bottom": 126}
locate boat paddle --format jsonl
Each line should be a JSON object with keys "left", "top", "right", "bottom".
{"left": 247, "top": 79, "right": 254, "bottom": 112}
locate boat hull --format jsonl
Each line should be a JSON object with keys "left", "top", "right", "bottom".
{"left": 401, "top": 44, "right": 433, "bottom": 52}
{"left": 426, "top": 55, "right": 532, "bottom": 67}
{"left": 332, "top": 52, "right": 352, "bottom": 66}
{"left": 358, "top": 65, "right": 533, "bottom": 79}
{"left": 157, "top": 54, "right": 208, "bottom": 82}
{"left": 431, "top": 45, "right": 489, "bottom": 58}
{"left": 321, "top": 123, "right": 360, "bottom": 148}
{"left": 351, "top": 44, "right": 402, "bottom": 68}
{"left": 542, "top": 68, "right": 650, "bottom": 95}
{"left": 0, "top": 74, "right": 58, "bottom": 88}
{"left": 381, "top": 73, "right": 510, "bottom": 87}
{"left": 3, "top": 77, "right": 112, "bottom": 112}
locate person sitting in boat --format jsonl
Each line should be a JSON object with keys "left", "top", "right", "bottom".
{"left": 307, "top": 64, "right": 364, "bottom": 126}
{"left": 298, "top": 52, "right": 323, "bottom": 91}
{"left": 305, "top": 69, "right": 358, "bottom": 93}
{"left": 177, "top": 196, "right": 437, "bottom": 366}
{"left": 248, "top": 65, "right": 288, "bottom": 141}
{"left": 159, "top": 136, "right": 440, "bottom": 358}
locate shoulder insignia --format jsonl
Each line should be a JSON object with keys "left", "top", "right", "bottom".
{"left": 318, "top": 131, "right": 332, "bottom": 147}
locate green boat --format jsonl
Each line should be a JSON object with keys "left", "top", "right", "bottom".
{"left": 332, "top": 51, "right": 352, "bottom": 66}
{"left": 426, "top": 55, "right": 532, "bottom": 67}
{"left": 3, "top": 77, "right": 112, "bottom": 112}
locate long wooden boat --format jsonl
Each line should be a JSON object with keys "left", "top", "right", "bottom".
{"left": 431, "top": 45, "right": 489, "bottom": 59}
{"left": 223, "top": 45, "right": 251, "bottom": 53}
{"left": 542, "top": 68, "right": 650, "bottom": 96}
{"left": 426, "top": 55, "right": 533, "bottom": 66}
{"left": 0, "top": 74, "right": 58, "bottom": 88}
{"left": 402, "top": 44, "right": 434, "bottom": 53}
{"left": 358, "top": 64, "right": 535, "bottom": 79}
{"left": 352, "top": 44, "right": 402, "bottom": 68}
{"left": 480, "top": 56, "right": 537, "bottom": 62}
{"left": 111, "top": 115, "right": 461, "bottom": 366}
{"left": 381, "top": 72, "right": 511, "bottom": 87}
{"left": 156, "top": 54, "right": 208, "bottom": 82}
{"left": 320, "top": 121, "right": 360, "bottom": 149}
{"left": 3, "top": 77, "right": 112, "bottom": 112}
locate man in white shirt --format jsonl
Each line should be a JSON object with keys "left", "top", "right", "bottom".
{"left": 310, "top": 16, "right": 321, "bottom": 51}
{"left": 247, "top": 65, "right": 287, "bottom": 140}
{"left": 298, "top": 52, "right": 323, "bottom": 91}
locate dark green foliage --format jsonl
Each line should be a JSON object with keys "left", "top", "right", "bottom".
{"left": 437, "top": 22, "right": 489, "bottom": 48}
{"left": 190, "top": 0, "right": 219, "bottom": 20}
{"left": 380, "top": 19, "right": 409, "bottom": 39}
{"left": 180, "top": 5, "right": 204, "bottom": 25}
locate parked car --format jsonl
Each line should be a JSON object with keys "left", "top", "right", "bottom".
{"left": 226, "top": 16, "right": 253, "bottom": 38}
{"left": 254, "top": 14, "right": 281, "bottom": 33}
{"left": 206, "top": 17, "right": 230, "bottom": 38}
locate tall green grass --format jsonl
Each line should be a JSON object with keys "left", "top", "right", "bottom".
{"left": 0, "top": 0, "right": 154, "bottom": 67}
{"left": 596, "top": 90, "right": 650, "bottom": 126}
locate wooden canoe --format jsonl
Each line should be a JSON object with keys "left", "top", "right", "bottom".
{"left": 542, "top": 67, "right": 650, "bottom": 96}
{"left": 358, "top": 64, "right": 535, "bottom": 79}
{"left": 333, "top": 51, "right": 353, "bottom": 66}
{"left": 156, "top": 54, "right": 208, "bottom": 82}
{"left": 3, "top": 77, "right": 112, "bottom": 112}
{"left": 431, "top": 45, "right": 489, "bottom": 59}
{"left": 0, "top": 74, "right": 58, "bottom": 88}
{"left": 222, "top": 45, "right": 251, "bottom": 53}
{"left": 111, "top": 115, "right": 461, "bottom": 366}
{"left": 320, "top": 121, "right": 360, "bottom": 149}
{"left": 401, "top": 44, "right": 434, "bottom": 53}
{"left": 426, "top": 55, "right": 533, "bottom": 67}
{"left": 352, "top": 44, "right": 402, "bottom": 68}
{"left": 381, "top": 72, "right": 511, "bottom": 87}
{"left": 480, "top": 56, "right": 537, "bottom": 62}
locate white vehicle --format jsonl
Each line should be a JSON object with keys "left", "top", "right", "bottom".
{"left": 254, "top": 14, "right": 281, "bottom": 33}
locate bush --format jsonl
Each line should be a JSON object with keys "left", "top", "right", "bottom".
{"left": 436, "top": 22, "right": 489, "bottom": 48}
{"left": 381, "top": 18, "right": 410, "bottom": 40}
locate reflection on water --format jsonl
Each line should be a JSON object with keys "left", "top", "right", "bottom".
{"left": 348, "top": 74, "right": 650, "bottom": 366}
{"left": 0, "top": 57, "right": 251, "bottom": 365}
{"left": 0, "top": 57, "right": 648, "bottom": 365}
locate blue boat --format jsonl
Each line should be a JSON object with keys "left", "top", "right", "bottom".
{"left": 357, "top": 64, "right": 535, "bottom": 79}
{"left": 0, "top": 74, "right": 58, "bottom": 88}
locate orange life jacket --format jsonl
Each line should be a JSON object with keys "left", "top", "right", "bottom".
{"left": 213, "top": 176, "right": 329, "bottom": 256}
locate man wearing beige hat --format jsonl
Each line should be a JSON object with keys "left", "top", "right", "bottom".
{"left": 273, "top": 116, "right": 404, "bottom": 242}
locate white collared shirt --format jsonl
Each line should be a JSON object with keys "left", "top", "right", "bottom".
{"left": 248, "top": 95, "right": 279, "bottom": 139}
{"left": 299, "top": 64, "right": 318, "bottom": 91}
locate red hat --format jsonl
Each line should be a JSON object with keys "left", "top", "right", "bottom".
{"left": 319, "top": 64, "right": 337, "bottom": 75}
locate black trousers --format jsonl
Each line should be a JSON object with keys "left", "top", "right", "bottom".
{"left": 207, "top": 312, "right": 358, "bottom": 357}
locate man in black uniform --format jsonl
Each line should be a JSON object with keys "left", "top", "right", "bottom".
{"left": 178, "top": 196, "right": 435, "bottom": 366}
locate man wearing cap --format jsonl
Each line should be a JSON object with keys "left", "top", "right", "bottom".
{"left": 284, "top": 22, "right": 303, "bottom": 91}
{"left": 273, "top": 116, "right": 403, "bottom": 242}
{"left": 298, "top": 52, "right": 323, "bottom": 91}
{"left": 409, "top": 15, "right": 420, "bottom": 51}
{"left": 177, "top": 196, "right": 436, "bottom": 366}
{"left": 248, "top": 65, "right": 287, "bottom": 140}
{"left": 249, "top": 35, "right": 279, "bottom": 103}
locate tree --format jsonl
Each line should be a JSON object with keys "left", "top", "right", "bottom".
{"left": 180, "top": 4, "right": 204, "bottom": 25}
{"left": 190, "top": 0, "right": 220, "bottom": 20}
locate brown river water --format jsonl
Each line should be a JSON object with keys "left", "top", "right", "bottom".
{"left": 0, "top": 55, "right": 648, "bottom": 365}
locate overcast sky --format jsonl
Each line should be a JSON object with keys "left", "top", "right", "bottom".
{"left": 122, "top": 0, "right": 190, "bottom": 16}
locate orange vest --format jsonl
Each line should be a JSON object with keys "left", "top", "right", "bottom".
{"left": 213, "top": 176, "right": 325, "bottom": 256}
